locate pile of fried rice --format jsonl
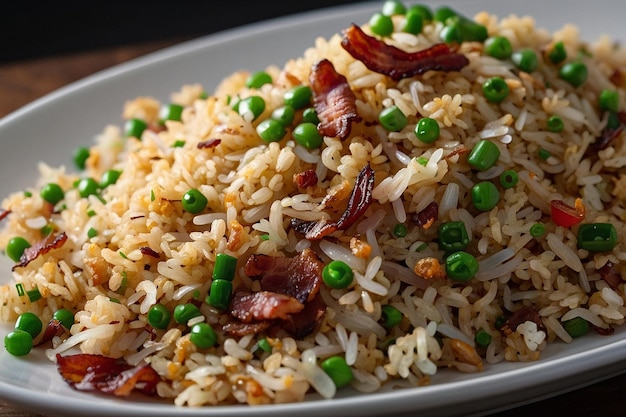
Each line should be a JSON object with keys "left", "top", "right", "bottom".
{"left": 1, "top": 2, "right": 626, "bottom": 407}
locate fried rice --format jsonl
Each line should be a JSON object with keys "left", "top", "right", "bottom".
{"left": 1, "top": 1, "right": 626, "bottom": 407}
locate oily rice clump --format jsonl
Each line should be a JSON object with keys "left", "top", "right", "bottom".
{"left": 1, "top": 6, "right": 626, "bottom": 406}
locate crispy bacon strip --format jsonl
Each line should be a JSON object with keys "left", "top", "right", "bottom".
{"left": 412, "top": 201, "right": 438, "bottom": 228}
{"left": 230, "top": 289, "right": 304, "bottom": 323}
{"left": 56, "top": 353, "right": 160, "bottom": 396}
{"left": 35, "top": 319, "right": 66, "bottom": 346}
{"left": 222, "top": 320, "right": 271, "bottom": 337}
{"left": 139, "top": 246, "right": 160, "bottom": 258}
{"left": 13, "top": 232, "right": 67, "bottom": 270}
{"left": 291, "top": 164, "right": 375, "bottom": 240}
{"left": 341, "top": 24, "right": 469, "bottom": 80}
{"left": 310, "top": 59, "right": 360, "bottom": 140}
{"left": 281, "top": 294, "right": 327, "bottom": 339}
{"left": 244, "top": 248, "right": 323, "bottom": 303}
{"left": 0, "top": 208, "right": 10, "bottom": 221}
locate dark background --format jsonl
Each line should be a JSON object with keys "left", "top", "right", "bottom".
{"left": 1, "top": 0, "right": 370, "bottom": 63}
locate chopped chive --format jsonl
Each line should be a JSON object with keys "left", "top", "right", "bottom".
{"left": 150, "top": 189, "right": 155, "bottom": 202}
{"left": 119, "top": 251, "right": 128, "bottom": 259}
{"left": 538, "top": 148, "right": 551, "bottom": 160}
{"left": 27, "top": 288, "right": 41, "bottom": 302}
{"left": 109, "top": 297, "right": 120, "bottom": 304}
{"left": 173, "top": 140, "right": 186, "bottom": 148}
{"left": 87, "top": 209, "right": 97, "bottom": 217}
{"left": 15, "top": 283, "right": 25, "bottom": 297}
{"left": 87, "top": 227, "right": 98, "bottom": 238}
{"left": 416, "top": 157, "right": 428, "bottom": 166}
{"left": 40, "top": 224, "right": 53, "bottom": 236}
{"left": 23, "top": 191, "right": 32, "bottom": 197}
{"left": 415, "top": 243, "right": 428, "bottom": 252}
{"left": 117, "top": 272, "right": 128, "bottom": 294}
{"left": 260, "top": 234, "right": 270, "bottom": 241}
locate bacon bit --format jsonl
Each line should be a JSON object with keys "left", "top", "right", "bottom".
{"left": 280, "top": 294, "right": 327, "bottom": 338}
{"left": 197, "top": 138, "right": 221, "bottom": 149}
{"left": 0, "top": 208, "right": 10, "bottom": 221}
{"left": 412, "top": 201, "right": 438, "bottom": 229}
{"left": 310, "top": 59, "right": 360, "bottom": 140}
{"left": 35, "top": 319, "right": 66, "bottom": 346}
{"left": 589, "top": 111, "right": 626, "bottom": 154}
{"left": 243, "top": 248, "right": 323, "bottom": 303}
{"left": 230, "top": 290, "right": 304, "bottom": 323}
{"left": 223, "top": 320, "right": 271, "bottom": 337}
{"left": 449, "top": 338, "right": 483, "bottom": 371}
{"left": 413, "top": 257, "right": 446, "bottom": 280}
{"left": 592, "top": 323, "right": 615, "bottom": 336}
{"left": 598, "top": 261, "right": 623, "bottom": 289}
{"left": 13, "top": 232, "right": 67, "bottom": 270}
{"left": 56, "top": 353, "right": 160, "bottom": 396}
{"left": 341, "top": 24, "right": 469, "bottom": 80}
{"left": 350, "top": 236, "right": 372, "bottom": 258}
{"left": 444, "top": 145, "right": 469, "bottom": 161}
{"left": 139, "top": 246, "right": 160, "bottom": 258}
{"left": 499, "top": 306, "right": 544, "bottom": 336}
{"left": 294, "top": 169, "right": 318, "bottom": 189}
{"left": 291, "top": 164, "right": 375, "bottom": 240}
{"left": 227, "top": 219, "right": 245, "bottom": 251}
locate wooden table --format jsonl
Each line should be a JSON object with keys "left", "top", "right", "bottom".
{"left": 0, "top": 36, "right": 625, "bottom": 417}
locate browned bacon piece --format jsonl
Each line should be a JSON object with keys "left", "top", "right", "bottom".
{"left": 35, "top": 319, "right": 66, "bottom": 346}
{"left": 0, "top": 208, "right": 11, "bottom": 221}
{"left": 222, "top": 320, "right": 271, "bottom": 337}
{"left": 310, "top": 59, "right": 360, "bottom": 140}
{"left": 139, "top": 246, "right": 160, "bottom": 258}
{"left": 244, "top": 248, "right": 323, "bottom": 303}
{"left": 499, "top": 306, "right": 545, "bottom": 336}
{"left": 13, "top": 232, "right": 68, "bottom": 270}
{"left": 281, "top": 294, "right": 327, "bottom": 339}
{"left": 56, "top": 353, "right": 160, "bottom": 396}
{"left": 230, "top": 289, "right": 304, "bottom": 323}
{"left": 291, "top": 164, "right": 375, "bottom": 240}
{"left": 341, "top": 24, "right": 469, "bottom": 80}
{"left": 294, "top": 169, "right": 318, "bottom": 189}
{"left": 598, "top": 261, "right": 623, "bottom": 289}
{"left": 197, "top": 138, "right": 221, "bottom": 149}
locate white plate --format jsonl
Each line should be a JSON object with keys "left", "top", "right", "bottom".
{"left": 1, "top": 1, "right": 625, "bottom": 416}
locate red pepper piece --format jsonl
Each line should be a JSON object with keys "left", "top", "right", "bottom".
{"left": 550, "top": 199, "right": 585, "bottom": 227}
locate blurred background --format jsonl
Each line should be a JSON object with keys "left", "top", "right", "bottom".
{"left": 0, "top": 0, "right": 367, "bottom": 117}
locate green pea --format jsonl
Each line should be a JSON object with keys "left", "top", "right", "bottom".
{"left": 562, "top": 317, "right": 589, "bottom": 338}
{"left": 467, "top": 140, "right": 500, "bottom": 171}
{"left": 271, "top": 106, "right": 295, "bottom": 126}
{"left": 302, "top": 107, "right": 320, "bottom": 124}
{"left": 379, "top": 105, "right": 408, "bottom": 132}
{"left": 321, "top": 356, "right": 353, "bottom": 389}
{"left": 433, "top": 5, "right": 457, "bottom": 22}
{"left": 599, "top": 89, "right": 619, "bottom": 113}
{"left": 238, "top": 96, "right": 266, "bottom": 121}
{"left": 206, "top": 279, "right": 233, "bottom": 310}
{"left": 15, "top": 312, "right": 43, "bottom": 339}
{"left": 53, "top": 308, "right": 75, "bottom": 329}
{"left": 392, "top": 223, "right": 408, "bottom": 238}
{"left": 445, "top": 251, "right": 479, "bottom": 282}
{"left": 547, "top": 115, "right": 564, "bottom": 132}
{"left": 182, "top": 188, "right": 208, "bottom": 214}
{"left": 548, "top": 41, "right": 567, "bottom": 64}
{"left": 147, "top": 304, "right": 171, "bottom": 329}
{"left": 482, "top": 77, "right": 509, "bottom": 103}
{"left": 440, "top": 16, "right": 488, "bottom": 44}
{"left": 484, "top": 36, "right": 512, "bottom": 60}
{"left": 124, "top": 118, "right": 148, "bottom": 138}
{"left": 380, "top": 305, "right": 403, "bottom": 328}
{"left": 499, "top": 169, "right": 519, "bottom": 189}
{"left": 369, "top": 13, "right": 394, "bottom": 37}
{"left": 293, "top": 122, "right": 323, "bottom": 149}
{"left": 190, "top": 322, "right": 218, "bottom": 349}
{"left": 73, "top": 146, "right": 90, "bottom": 170}
{"left": 408, "top": 4, "right": 433, "bottom": 22}
{"left": 246, "top": 71, "right": 272, "bottom": 89}
{"left": 256, "top": 119, "right": 286, "bottom": 142}
{"left": 100, "top": 169, "right": 121, "bottom": 188}
{"left": 382, "top": 0, "right": 406, "bottom": 15}
{"left": 471, "top": 181, "right": 500, "bottom": 211}
{"left": 559, "top": 61, "right": 588, "bottom": 87}
{"left": 415, "top": 117, "right": 440, "bottom": 143}
{"left": 40, "top": 183, "right": 65, "bottom": 205}
{"left": 213, "top": 253, "right": 238, "bottom": 281}
{"left": 284, "top": 85, "right": 312, "bottom": 110}
{"left": 6, "top": 237, "right": 31, "bottom": 262}
{"left": 511, "top": 48, "right": 539, "bottom": 73}
{"left": 4, "top": 329, "right": 33, "bottom": 357}
{"left": 474, "top": 330, "right": 492, "bottom": 347}
{"left": 77, "top": 178, "right": 99, "bottom": 198}
{"left": 402, "top": 10, "right": 423, "bottom": 34}
{"left": 438, "top": 221, "right": 470, "bottom": 252}
{"left": 322, "top": 260, "right": 354, "bottom": 289}
{"left": 159, "top": 103, "right": 184, "bottom": 124}
{"left": 173, "top": 303, "right": 202, "bottom": 325}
